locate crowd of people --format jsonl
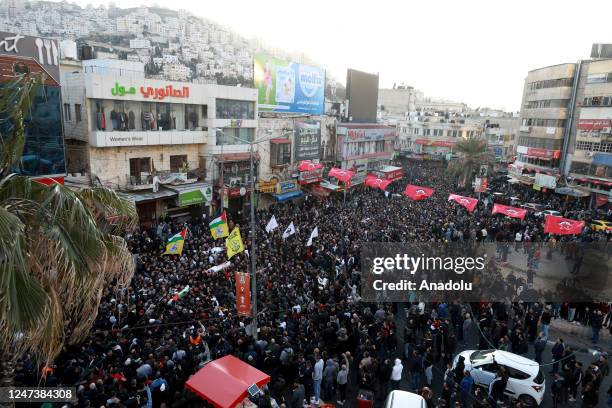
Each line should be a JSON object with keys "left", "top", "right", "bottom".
{"left": 9, "top": 160, "right": 612, "bottom": 408}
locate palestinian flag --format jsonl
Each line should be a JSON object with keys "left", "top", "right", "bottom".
{"left": 209, "top": 211, "right": 229, "bottom": 239}
{"left": 169, "top": 285, "right": 190, "bottom": 304}
{"left": 163, "top": 228, "right": 187, "bottom": 255}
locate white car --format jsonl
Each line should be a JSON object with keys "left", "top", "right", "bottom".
{"left": 452, "top": 349, "right": 545, "bottom": 407}
{"left": 383, "top": 390, "right": 427, "bottom": 408}
{"left": 535, "top": 209, "right": 561, "bottom": 218}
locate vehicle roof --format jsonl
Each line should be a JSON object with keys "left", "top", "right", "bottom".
{"left": 594, "top": 220, "right": 610, "bottom": 223}
{"left": 384, "top": 390, "right": 427, "bottom": 408}
{"left": 469, "top": 350, "right": 540, "bottom": 377}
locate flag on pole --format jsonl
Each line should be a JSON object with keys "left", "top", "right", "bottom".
{"left": 209, "top": 211, "right": 229, "bottom": 239}
{"left": 168, "top": 285, "right": 190, "bottom": 304}
{"left": 544, "top": 215, "right": 585, "bottom": 235}
{"left": 225, "top": 227, "right": 245, "bottom": 259}
{"left": 307, "top": 227, "right": 319, "bottom": 246}
{"left": 282, "top": 222, "right": 296, "bottom": 239}
{"left": 492, "top": 203, "right": 527, "bottom": 220}
{"left": 404, "top": 184, "right": 435, "bottom": 201}
{"left": 265, "top": 215, "right": 279, "bottom": 233}
{"left": 163, "top": 228, "right": 188, "bottom": 255}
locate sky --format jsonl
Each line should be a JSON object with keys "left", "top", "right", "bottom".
{"left": 67, "top": 0, "right": 612, "bottom": 111}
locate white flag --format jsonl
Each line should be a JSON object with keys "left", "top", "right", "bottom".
{"left": 265, "top": 215, "right": 278, "bottom": 233}
{"left": 282, "top": 222, "right": 296, "bottom": 239}
{"left": 307, "top": 227, "right": 319, "bottom": 246}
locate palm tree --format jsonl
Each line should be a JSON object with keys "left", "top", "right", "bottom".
{"left": 447, "top": 137, "right": 492, "bottom": 189}
{"left": 0, "top": 74, "right": 137, "bottom": 366}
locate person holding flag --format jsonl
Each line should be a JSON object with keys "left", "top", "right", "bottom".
{"left": 307, "top": 227, "right": 318, "bottom": 246}
{"left": 162, "top": 227, "right": 188, "bottom": 255}
{"left": 209, "top": 211, "right": 229, "bottom": 239}
{"left": 265, "top": 215, "right": 278, "bottom": 233}
{"left": 283, "top": 222, "right": 296, "bottom": 239}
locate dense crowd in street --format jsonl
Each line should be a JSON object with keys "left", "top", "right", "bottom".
{"left": 9, "top": 160, "right": 612, "bottom": 408}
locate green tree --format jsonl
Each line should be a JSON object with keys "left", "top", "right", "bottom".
{"left": 0, "top": 75, "right": 137, "bottom": 366}
{"left": 447, "top": 137, "right": 491, "bottom": 189}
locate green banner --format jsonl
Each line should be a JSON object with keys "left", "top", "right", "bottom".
{"left": 178, "top": 186, "right": 212, "bottom": 207}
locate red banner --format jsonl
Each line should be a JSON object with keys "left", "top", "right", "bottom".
{"left": 577, "top": 119, "right": 612, "bottom": 131}
{"left": 492, "top": 203, "right": 527, "bottom": 220}
{"left": 235, "top": 272, "right": 251, "bottom": 316}
{"left": 298, "top": 160, "right": 324, "bottom": 171}
{"left": 404, "top": 184, "right": 435, "bottom": 201}
{"left": 328, "top": 167, "right": 355, "bottom": 184}
{"left": 544, "top": 215, "right": 584, "bottom": 235}
{"left": 596, "top": 194, "right": 609, "bottom": 207}
{"left": 365, "top": 174, "right": 393, "bottom": 190}
{"left": 448, "top": 194, "right": 478, "bottom": 213}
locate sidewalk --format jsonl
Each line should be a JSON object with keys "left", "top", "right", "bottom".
{"left": 549, "top": 318, "right": 611, "bottom": 353}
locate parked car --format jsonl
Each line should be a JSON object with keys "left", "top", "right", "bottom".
{"left": 534, "top": 209, "right": 561, "bottom": 218}
{"left": 591, "top": 219, "right": 612, "bottom": 232}
{"left": 383, "top": 390, "right": 427, "bottom": 408}
{"left": 452, "top": 349, "right": 545, "bottom": 407}
{"left": 520, "top": 203, "right": 544, "bottom": 212}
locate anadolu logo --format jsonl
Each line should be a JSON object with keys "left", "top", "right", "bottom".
{"left": 559, "top": 221, "right": 572, "bottom": 231}
{"left": 459, "top": 198, "right": 470, "bottom": 205}
{"left": 298, "top": 65, "right": 324, "bottom": 98}
{"left": 505, "top": 209, "right": 519, "bottom": 215}
{"left": 416, "top": 189, "right": 426, "bottom": 195}
{"left": 375, "top": 178, "right": 383, "bottom": 186}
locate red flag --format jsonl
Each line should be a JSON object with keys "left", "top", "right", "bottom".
{"left": 328, "top": 167, "right": 355, "bottom": 184}
{"left": 492, "top": 203, "right": 527, "bottom": 220}
{"left": 235, "top": 272, "right": 251, "bottom": 316}
{"left": 596, "top": 194, "right": 608, "bottom": 208}
{"left": 544, "top": 215, "right": 584, "bottom": 235}
{"left": 365, "top": 174, "right": 392, "bottom": 190}
{"left": 404, "top": 184, "right": 435, "bottom": 201}
{"left": 298, "top": 160, "right": 323, "bottom": 171}
{"left": 448, "top": 194, "right": 478, "bottom": 212}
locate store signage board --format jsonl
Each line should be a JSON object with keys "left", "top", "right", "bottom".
{"left": 111, "top": 82, "right": 190, "bottom": 100}
{"left": 0, "top": 31, "right": 60, "bottom": 83}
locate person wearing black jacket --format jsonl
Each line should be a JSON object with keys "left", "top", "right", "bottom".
{"left": 551, "top": 338, "right": 565, "bottom": 374}
{"left": 551, "top": 373, "right": 565, "bottom": 408}
{"left": 581, "top": 382, "right": 598, "bottom": 408}
{"left": 569, "top": 362, "right": 583, "bottom": 402}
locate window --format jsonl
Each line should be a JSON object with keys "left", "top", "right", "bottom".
{"left": 502, "top": 366, "right": 531, "bottom": 380}
{"left": 170, "top": 155, "right": 188, "bottom": 172}
{"left": 216, "top": 128, "right": 255, "bottom": 145}
{"left": 184, "top": 105, "right": 199, "bottom": 130}
{"left": 75, "top": 104, "right": 82, "bottom": 122}
{"left": 63, "top": 103, "right": 71, "bottom": 121}
{"left": 129, "top": 157, "right": 152, "bottom": 185}
{"left": 270, "top": 143, "right": 291, "bottom": 166}
{"left": 216, "top": 99, "right": 255, "bottom": 119}
{"left": 521, "top": 118, "right": 566, "bottom": 128}
{"left": 527, "top": 77, "right": 573, "bottom": 90}
{"left": 524, "top": 99, "right": 568, "bottom": 109}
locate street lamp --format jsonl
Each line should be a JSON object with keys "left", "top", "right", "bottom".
{"left": 213, "top": 128, "right": 293, "bottom": 339}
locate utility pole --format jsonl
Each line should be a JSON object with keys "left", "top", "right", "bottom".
{"left": 249, "top": 138, "right": 257, "bottom": 339}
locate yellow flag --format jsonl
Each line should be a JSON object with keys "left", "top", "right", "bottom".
{"left": 225, "top": 227, "right": 245, "bottom": 259}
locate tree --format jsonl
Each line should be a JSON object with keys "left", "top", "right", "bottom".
{"left": 447, "top": 137, "right": 492, "bottom": 189}
{"left": 0, "top": 74, "right": 137, "bottom": 366}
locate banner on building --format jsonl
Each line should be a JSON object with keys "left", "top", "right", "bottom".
{"left": 235, "top": 272, "right": 251, "bottom": 316}
{"left": 294, "top": 120, "right": 322, "bottom": 161}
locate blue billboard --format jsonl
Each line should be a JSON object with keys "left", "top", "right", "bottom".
{"left": 254, "top": 54, "right": 325, "bottom": 115}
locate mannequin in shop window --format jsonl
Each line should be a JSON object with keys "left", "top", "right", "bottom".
{"left": 188, "top": 110, "right": 198, "bottom": 130}
{"left": 95, "top": 102, "right": 105, "bottom": 131}
{"left": 128, "top": 110, "right": 135, "bottom": 130}
{"left": 110, "top": 109, "right": 118, "bottom": 130}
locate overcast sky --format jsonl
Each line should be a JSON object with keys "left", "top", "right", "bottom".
{"left": 69, "top": 0, "right": 612, "bottom": 111}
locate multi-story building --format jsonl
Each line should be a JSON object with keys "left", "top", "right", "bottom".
{"left": 397, "top": 115, "right": 483, "bottom": 158}
{"left": 61, "top": 59, "right": 258, "bottom": 221}
{"left": 514, "top": 63, "right": 575, "bottom": 176}
{"left": 378, "top": 85, "right": 422, "bottom": 116}
{"left": 483, "top": 116, "right": 519, "bottom": 162}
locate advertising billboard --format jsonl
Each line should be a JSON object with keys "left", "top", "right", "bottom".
{"left": 0, "top": 31, "right": 60, "bottom": 83}
{"left": 254, "top": 54, "right": 325, "bottom": 115}
{"left": 294, "top": 120, "right": 321, "bottom": 161}
{"left": 346, "top": 68, "right": 379, "bottom": 123}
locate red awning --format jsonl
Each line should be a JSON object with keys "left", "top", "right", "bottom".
{"left": 215, "top": 152, "right": 261, "bottom": 162}
{"left": 185, "top": 356, "right": 270, "bottom": 408}
{"left": 328, "top": 167, "right": 355, "bottom": 183}
{"left": 270, "top": 138, "right": 290, "bottom": 144}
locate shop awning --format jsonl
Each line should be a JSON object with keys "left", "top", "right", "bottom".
{"left": 165, "top": 183, "right": 213, "bottom": 207}
{"left": 274, "top": 190, "right": 304, "bottom": 202}
{"left": 555, "top": 187, "right": 591, "bottom": 197}
{"left": 215, "top": 152, "right": 260, "bottom": 162}
{"left": 185, "top": 356, "right": 270, "bottom": 408}
{"left": 298, "top": 160, "right": 324, "bottom": 171}
{"left": 119, "top": 188, "right": 178, "bottom": 204}
{"left": 270, "top": 138, "right": 290, "bottom": 144}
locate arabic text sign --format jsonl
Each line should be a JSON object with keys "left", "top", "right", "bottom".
{"left": 110, "top": 82, "right": 190, "bottom": 100}
{"left": 294, "top": 120, "right": 321, "bottom": 161}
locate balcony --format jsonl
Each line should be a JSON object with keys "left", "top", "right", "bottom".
{"left": 126, "top": 173, "right": 154, "bottom": 191}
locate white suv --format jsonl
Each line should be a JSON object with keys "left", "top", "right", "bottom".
{"left": 452, "top": 349, "right": 545, "bottom": 407}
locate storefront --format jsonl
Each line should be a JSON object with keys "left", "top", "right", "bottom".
{"left": 273, "top": 180, "right": 303, "bottom": 202}
{"left": 215, "top": 152, "right": 260, "bottom": 216}
{"left": 335, "top": 124, "right": 397, "bottom": 174}
{"left": 373, "top": 165, "right": 404, "bottom": 181}
{"left": 165, "top": 182, "right": 213, "bottom": 219}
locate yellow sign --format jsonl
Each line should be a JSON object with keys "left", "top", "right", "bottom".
{"left": 225, "top": 227, "right": 245, "bottom": 259}
{"left": 257, "top": 179, "right": 277, "bottom": 193}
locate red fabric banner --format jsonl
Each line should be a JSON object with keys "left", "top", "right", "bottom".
{"left": 404, "top": 184, "right": 435, "bottom": 201}
{"left": 328, "top": 167, "right": 355, "bottom": 184}
{"left": 298, "top": 160, "right": 324, "bottom": 171}
{"left": 365, "top": 174, "right": 393, "bottom": 190}
{"left": 492, "top": 203, "right": 527, "bottom": 220}
{"left": 448, "top": 194, "right": 478, "bottom": 213}
{"left": 544, "top": 215, "right": 585, "bottom": 235}
{"left": 235, "top": 272, "right": 251, "bottom": 316}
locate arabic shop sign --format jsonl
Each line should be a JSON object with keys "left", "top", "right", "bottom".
{"left": 178, "top": 186, "right": 212, "bottom": 207}
{"left": 0, "top": 31, "right": 60, "bottom": 83}
{"left": 111, "top": 82, "right": 190, "bottom": 100}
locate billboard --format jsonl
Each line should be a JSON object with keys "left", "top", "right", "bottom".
{"left": 0, "top": 31, "right": 60, "bottom": 83}
{"left": 294, "top": 120, "right": 321, "bottom": 161}
{"left": 346, "top": 68, "right": 379, "bottom": 123}
{"left": 254, "top": 54, "right": 325, "bottom": 115}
